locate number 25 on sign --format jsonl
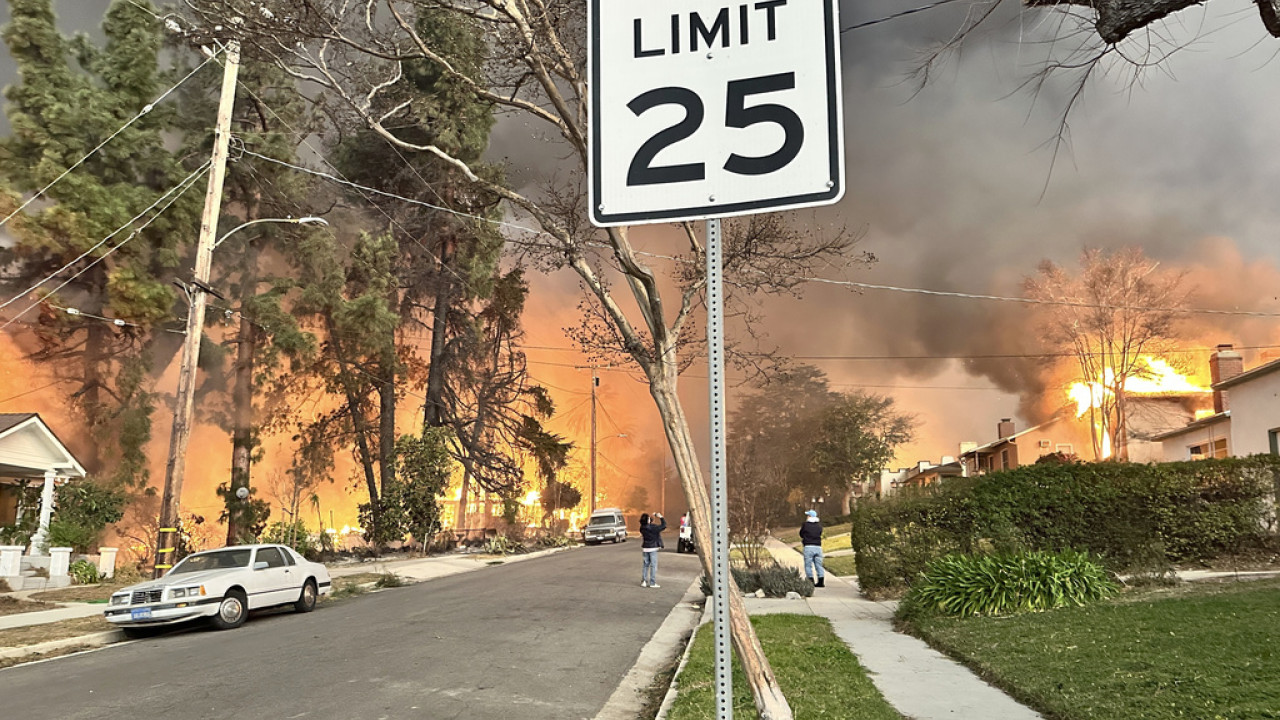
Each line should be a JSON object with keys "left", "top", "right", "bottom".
{"left": 588, "top": 0, "right": 844, "bottom": 227}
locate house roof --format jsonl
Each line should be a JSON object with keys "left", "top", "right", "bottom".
{"left": 961, "top": 413, "right": 1071, "bottom": 456}
{"left": 0, "top": 413, "right": 86, "bottom": 478}
{"left": 0, "top": 413, "right": 38, "bottom": 435}
{"left": 1149, "top": 411, "right": 1230, "bottom": 441}
{"left": 1214, "top": 356, "right": 1280, "bottom": 390}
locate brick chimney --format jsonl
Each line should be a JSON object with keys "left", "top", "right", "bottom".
{"left": 1209, "top": 344, "right": 1244, "bottom": 413}
{"left": 997, "top": 418, "right": 1015, "bottom": 439}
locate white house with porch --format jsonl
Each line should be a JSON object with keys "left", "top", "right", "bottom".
{"left": 0, "top": 413, "right": 117, "bottom": 590}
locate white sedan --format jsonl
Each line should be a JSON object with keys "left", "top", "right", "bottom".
{"left": 104, "top": 544, "right": 331, "bottom": 635}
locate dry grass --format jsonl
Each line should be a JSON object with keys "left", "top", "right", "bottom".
{"left": 30, "top": 584, "right": 129, "bottom": 604}
{"left": 0, "top": 596, "right": 58, "bottom": 617}
{"left": 0, "top": 615, "right": 114, "bottom": 650}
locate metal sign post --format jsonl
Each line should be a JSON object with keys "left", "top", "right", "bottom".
{"left": 706, "top": 217, "right": 733, "bottom": 719}
{"left": 588, "top": 4, "right": 845, "bottom": 718}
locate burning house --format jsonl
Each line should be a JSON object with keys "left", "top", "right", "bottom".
{"left": 1154, "top": 344, "right": 1280, "bottom": 461}
{"left": 959, "top": 353, "right": 1217, "bottom": 473}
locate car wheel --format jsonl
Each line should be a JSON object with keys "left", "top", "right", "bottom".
{"left": 211, "top": 589, "right": 248, "bottom": 630}
{"left": 612, "top": 536, "right": 619, "bottom": 543}
{"left": 294, "top": 579, "right": 318, "bottom": 613}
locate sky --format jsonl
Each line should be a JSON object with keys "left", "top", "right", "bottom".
{"left": 507, "top": 0, "right": 1280, "bottom": 469}
{"left": 4, "top": 0, "right": 1280, "bottom": 518}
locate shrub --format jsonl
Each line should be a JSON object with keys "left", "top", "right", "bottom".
{"left": 898, "top": 549, "right": 1115, "bottom": 619}
{"left": 46, "top": 479, "right": 127, "bottom": 552}
{"left": 68, "top": 559, "right": 101, "bottom": 585}
{"left": 374, "top": 572, "right": 405, "bottom": 588}
{"left": 699, "top": 562, "right": 814, "bottom": 598}
{"left": 852, "top": 455, "right": 1280, "bottom": 595}
{"left": 536, "top": 534, "right": 573, "bottom": 549}
{"left": 261, "top": 520, "right": 318, "bottom": 556}
{"left": 484, "top": 535, "right": 524, "bottom": 555}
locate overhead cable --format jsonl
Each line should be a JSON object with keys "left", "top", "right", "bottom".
{"left": 0, "top": 162, "right": 211, "bottom": 330}
{"left": 0, "top": 54, "right": 217, "bottom": 232}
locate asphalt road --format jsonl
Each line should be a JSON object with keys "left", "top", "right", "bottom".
{"left": 0, "top": 543, "right": 702, "bottom": 720}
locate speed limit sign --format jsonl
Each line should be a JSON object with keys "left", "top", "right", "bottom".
{"left": 588, "top": 0, "right": 844, "bottom": 227}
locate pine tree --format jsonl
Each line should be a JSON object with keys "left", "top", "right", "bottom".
{"left": 169, "top": 48, "right": 323, "bottom": 544}
{"left": 0, "top": 0, "right": 200, "bottom": 487}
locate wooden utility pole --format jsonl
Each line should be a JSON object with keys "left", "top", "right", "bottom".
{"left": 155, "top": 38, "right": 241, "bottom": 576}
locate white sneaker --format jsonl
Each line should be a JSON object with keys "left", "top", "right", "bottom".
{"left": 650, "top": 583, "right": 660, "bottom": 588}
{"left": 641, "top": 581, "right": 649, "bottom": 587}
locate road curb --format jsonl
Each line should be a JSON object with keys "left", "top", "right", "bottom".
{"left": 594, "top": 578, "right": 704, "bottom": 720}
{"left": 654, "top": 588, "right": 710, "bottom": 720}
{"left": 0, "top": 629, "right": 125, "bottom": 663}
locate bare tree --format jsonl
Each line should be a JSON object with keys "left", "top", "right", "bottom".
{"left": 1024, "top": 247, "right": 1188, "bottom": 460}
{"left": 177, "top": 2, "right": 870, "bottom": 715}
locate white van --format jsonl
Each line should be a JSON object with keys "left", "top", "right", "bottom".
{"left": 582, "top": 508, "right": 628, "bottom": 544}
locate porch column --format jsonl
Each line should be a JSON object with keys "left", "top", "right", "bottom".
{"left": 0, "top": 545, "right": 23, "bottom": 576}
{"left": 27, "top": 470, "right": 58, "bottom": 556}
{"left": 49, "top": 546, "right": 72, "bottom": 578}
{"left": 97, "top": 547, "right": 119, "bottom": 579}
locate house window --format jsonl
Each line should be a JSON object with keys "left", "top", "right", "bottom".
{"left": 1056, "top": 444, "right": 1074, "bottom": 455}
{"left": 1000, "top": 449, "right": 1010, "bottom": 469}
{"left": 1189, "top": 438, "right": 1228, "bottom": 460}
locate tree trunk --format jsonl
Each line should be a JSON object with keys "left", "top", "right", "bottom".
{"left": 227, "top": 243, "right": 260, "bottom": 545}
{"left": 423, "top": 235, "right": 456, "bottom": 428}
{"left": 456, "top": 470, "right": 471, "bottom": 532}
{"left": 650, "top": 373, "right": 793, "bottom": 720}
{"left": 325, "top": 318, "right": 381, "bottom": 531}
{"left": 378, "top": 363, "right": 397, "bottom": 506}
{"left": 78, "top": 263, "right": 110, "bottom": 474}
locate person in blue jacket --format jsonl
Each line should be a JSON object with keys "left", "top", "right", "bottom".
{"left": 639, "top": 512, "right": 666, "bottom": 588}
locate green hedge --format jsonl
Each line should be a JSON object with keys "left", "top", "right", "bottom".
{"left": 851, "top": 456, "right": 1280, "bottom": 596}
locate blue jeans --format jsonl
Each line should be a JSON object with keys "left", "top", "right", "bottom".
{"left": 803, "top": 545, "right": 825, "bottom": 580}
{"left": 642, "top": 550, "right": 659, "bottom": 584}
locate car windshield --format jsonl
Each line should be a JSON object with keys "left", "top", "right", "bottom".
{"left": 170, "top": 548, "right": 252, "bottom": 574}
{"left": 587, "top": 516, "right": 617, "bottom": 527}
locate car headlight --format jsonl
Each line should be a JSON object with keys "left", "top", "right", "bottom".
{"left": 110, "top": 594, "right": 129, "bottom": 606}
{"left": 169, "top": 585, "right": 204, "bottom": 599}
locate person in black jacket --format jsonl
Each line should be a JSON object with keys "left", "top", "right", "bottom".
{"left": 800, "top": 509, "right": 825, "bottom": 588}
{"left": 639, "top": 512, "right": 666, "bottom": 588}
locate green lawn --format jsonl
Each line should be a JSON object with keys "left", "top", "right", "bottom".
{"left": 822, "top": 555, "right": 858, "bottom": 577}
{"left": 905, "top": 578, "right": 1280, "bottom": 720}
{"left": 820, "top": 533, "right": 850, "bottom": 554}
{"left": 665, "top": 614, "right": 903, "bottom": 719}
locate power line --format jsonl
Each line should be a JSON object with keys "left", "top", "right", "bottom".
{"left": 0, "top": 379, "right": 73, "bottom": 406}
{"left": 0, "top": 160, "right": 211, "bottom": 314}
{"left": 0, "top": 54, "right": 217, "bottom": 232}
{"left": 238, "top": 140, "right": 1280, "bottom": 319}
{"left": 237, "top": 147, "right": 540, "bottom": 240}
{"left": 0, "top": 162, "right": 212, "bottom": 330}
{"left": 840, "top": 0, "right": 971, "bottom": 33}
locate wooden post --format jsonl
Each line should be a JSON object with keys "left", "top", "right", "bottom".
{"left": 156, "top": 37, "right": 240, "bottom": 577}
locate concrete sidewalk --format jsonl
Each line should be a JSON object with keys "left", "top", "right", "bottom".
{"left": 736, "top": 538, "right": 1044, "bottom": 720}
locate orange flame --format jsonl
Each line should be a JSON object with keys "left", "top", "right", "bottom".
{"left": 1068, "top": 355, "right": 1209, "bottom": 417}
{"left": 1066, "top": 355, "right": 1209, "bottom": 460}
